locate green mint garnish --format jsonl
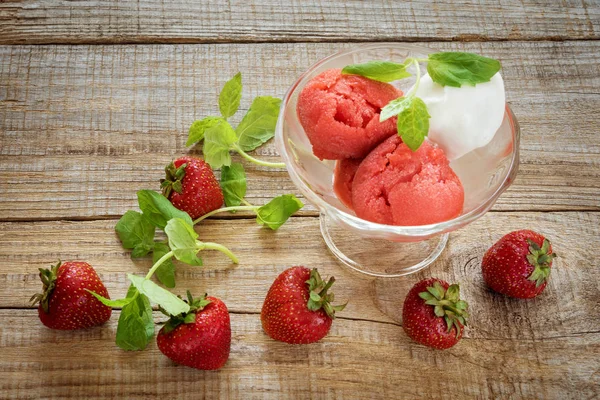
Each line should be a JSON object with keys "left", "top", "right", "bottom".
{"left": 218, "top": 72, "right": 243, "bottom": 119}
{"left": 186, "top": 116, "right": 224, "bottom": 147}
{"left": 115, "top": 285, "right": 154, "bottom": 351}
{"left": 164, "top": 218, "right": 204, "bottom": 266}
{"left": 427, "top": 52, "right": 501, "bottom": 88}
{"left": 203, "top": 119, "right": 238, "bottom": 169}
{"left": 220, "top": 162, "right": 247, "bottom": 207}
{"left": 236, "top": 96, "right": 282, "bottom": 151}
{"left": 256, "top": 194, "right": 304, "bottom": 230}
{"left": 186, "top": 73, "right": 285, "bottom": 169}
{"left": 396, "top": 96, "right": 431, "bottom": 151}
{"left": 341, "top": 60, "right": 411, "bottom": 82}
{"left": 115, "top": 210, "right": 155, "bottom": 258}
{"left": 128, "top": 273, "right": 190, "bottom": 316}
{"left": 137, "top": 189, "right": 193, "bottom": 230}
{"left": 85, "top": 290, "right": 135, "bottom": 308}
{"left": 152, "top": 242, "right": 176, "bottom": 288}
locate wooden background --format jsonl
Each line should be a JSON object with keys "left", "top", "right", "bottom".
{"left": 1, "top": 1, "right": 599, "bottom": 399}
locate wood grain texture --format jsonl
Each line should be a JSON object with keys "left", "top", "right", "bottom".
{"left": 2, "top": 212, "right": 598, "bottom": 341}
{"left": 1, "top": 309, "right": 598, "bottom": 400}
{"left": 1, "top": 41, "right": 599, "bottom": 221}
{"left": 0, "top": 0, "right": 599, "bottom": 44}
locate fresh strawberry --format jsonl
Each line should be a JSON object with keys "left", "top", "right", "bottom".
{"left": 30, "top": 261, "right": 112, "bottom": 330}
{"left": 482, "top": 229, "right": 557, "bottom": 299}
{"left": 402, "top": 278, "right": 469, "bottom": 349}
{"left": 261, "top": 266, "right": 346, "bottom": 344}
{"left": 157, "top": 292, "right": 230, "bottom": 370}
{"left": 161, "top": 156, "right": 224, "bottom": 220}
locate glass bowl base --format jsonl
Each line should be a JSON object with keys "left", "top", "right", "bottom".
{"left": 320, "top": 213, "right": 449, "bottom": 278}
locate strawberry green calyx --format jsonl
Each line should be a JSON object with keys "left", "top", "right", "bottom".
{"left": 418, "top": 281, "right": 469, "bottom": 338}
{"left": 305, "top": 268, "right": 346, "bottom": 319}
{"left": 160, "top": 291, "right": 211, "bottom": 334}
{"left": 30, "top": 261, "right": 61, "bottom": 314}
{"left": 526, "top": 239, "right": 556, "bottom": 287}
{"left": 160, "top": 162, "right": 187, "bottom": 198}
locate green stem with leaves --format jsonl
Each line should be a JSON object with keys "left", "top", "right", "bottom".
{"left": 231, "top": 143, "right": 286, "bottom": 168}
{"left": 193, "top": 205, "right": 259, "bottom": 224}
{"left": 197, "top": 242, "right": 239, "bottom": 264}
{"left": 146, "top": 250, "right": 174, "bottom": 279}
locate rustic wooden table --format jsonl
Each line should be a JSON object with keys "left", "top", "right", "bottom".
{"left": 1, "top": 1, "right": 599, "bottom": 399}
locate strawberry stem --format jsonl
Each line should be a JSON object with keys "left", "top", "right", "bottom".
{"left": 193, "top": 205, "right": 260, "bottom": 224}
{"left": 231, "top": 143, "right": 286, "bottom": 168}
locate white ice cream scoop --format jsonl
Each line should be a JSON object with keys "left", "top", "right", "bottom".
{"left": 415, "top": 72, "right": 505, "bottom": 160}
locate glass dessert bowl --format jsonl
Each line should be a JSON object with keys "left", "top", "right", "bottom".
{"left": 275, "top": 44, "right": 520, "bottom": 278}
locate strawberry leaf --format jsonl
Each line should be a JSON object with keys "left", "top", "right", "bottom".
{"left": 256, "top": 194, "right": 304, "bottom": 230}
{"left": 128, "top": 274, "right": 190, "bottom": 316}
{"left": 236, "top": 96, "right": 282, "bottom": 151}
{"left": 218, "top": 72, "right": 243, "bottom": 119}
{"left": 220, "top": 163, "right": 247, "bottom": 207}
{"left": 153, "top": 242, "right": 176, "bottom": 288}
{"left": 137, "top": 190, "right": 193, "bottom": 230}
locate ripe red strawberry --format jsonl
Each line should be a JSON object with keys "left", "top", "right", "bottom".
{"left": 402, "top": 278, "right": 469, "bottom": 349}
{"left": 261, "top": 266, "right": 346, "bottom": 344}
{"left": 30, "top": 261, "right": 112, "bottom": 330}
{"left": 157, "top": 292, "right": 231, "bottom": 370}
{"left": 161, "top": 156, "right": 224, "bottom": 220}
{"left": 482, "top": 230, "right": 557, "bottom": 299}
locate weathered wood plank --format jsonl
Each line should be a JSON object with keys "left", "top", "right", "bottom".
{"left": 0, "top": 0, "right": 598, "bottom": 44}
{"left": 1, "top": 212, "right": 598, "bottom": 342}
{"left": 0, "top": 309, "right": 597, "bottom": 399}
{"left": 1, "top": 41, "right": 599, "bottom": 220}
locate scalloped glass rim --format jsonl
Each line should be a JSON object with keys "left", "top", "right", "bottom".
{"left": 275, "top": 43, "right": 520, "bottom": 240}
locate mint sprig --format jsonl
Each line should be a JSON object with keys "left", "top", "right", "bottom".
{"left": 194, "top": 194, "right": 304, "bottom": 230}
{"left": 220, "top": 162, "right": 247, "bottom": 207}
{"left": 187, "top": 73, "right": 285, "bottom": 169}
{"left": 341, "top": 60, "right": 411, "bottom": 82}
{"left": 342, "top": 51, "right": 501, "bottom": 151}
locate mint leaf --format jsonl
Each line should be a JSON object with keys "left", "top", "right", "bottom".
{"left": 219, "top": 72, "right": 243, "bottom": 119}
{"left": 128, "top": 274, "right": 190, "bottom": 316}
{"left": 342, "top": 60, "right": 411, "bottom": 82}
{"left": 236, "top": 96, "right": 282, "bottom": 151}
{"left": 427, "top": 52, "right": 501, "bottom": 87}
{"left": 396, "top": 97, "right": 431, "bottom": 151}
{"left": 203, "top": 120, "right": 238, "bottom": 169}
{"left": 86, "top": 290, "right": 134, "bottom": 308}
{"left": 256, "top": 194, "right": 304, "bottom": 230}
{"left": 116, "top": 285, "right": 154, "bottom": 351}
{"left": 137, "top": 190, "right": 193, "bottom": 230}
{"left": 153, "top": 242, "right": 175, "bottom": 288}
{"left": 380, "top": 96, "right": 412, "bottom": 122}
{"left": 164, "top": 218, "right": 203, "bottom": 266}
{"left": 115, "top": 210, "right": 155, "bottom": 258}
{"left": 186, "top": 116, "right": 224, "bottom": 147}
{"left": 220, "top": 163, "right": 247, "bottom": 207}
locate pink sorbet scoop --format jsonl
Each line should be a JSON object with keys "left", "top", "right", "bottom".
{"left": 296, "top": 69, "right": 401, "bottom": 160}
{"left": 351, "top": 136, "right": 464, "bottom": 226}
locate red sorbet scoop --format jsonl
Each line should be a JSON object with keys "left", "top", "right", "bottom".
{"left": 296, "top": 69, "right": 401, "bottom": 160}
{"left": 352, "top": 136, "right": 464, "bottom": 226}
